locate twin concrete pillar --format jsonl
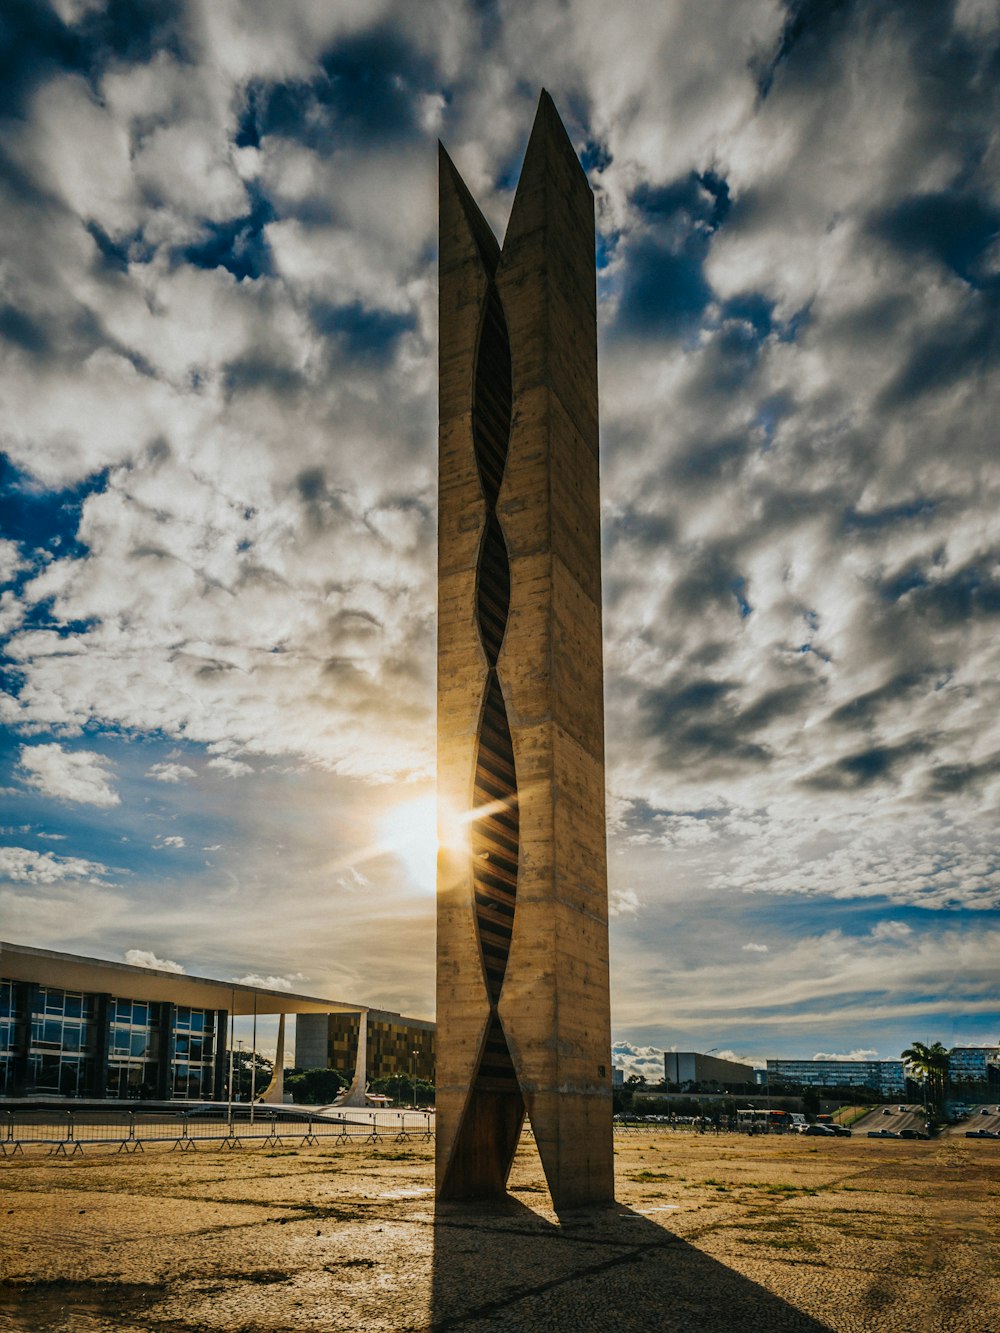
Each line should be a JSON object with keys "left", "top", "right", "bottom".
{"left": 436, "top": 92, "right": 614, "bottom": 1211}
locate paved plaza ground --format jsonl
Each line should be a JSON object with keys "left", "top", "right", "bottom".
{"left": 1, "top": 1130, "right": 997, "bottom": 1331}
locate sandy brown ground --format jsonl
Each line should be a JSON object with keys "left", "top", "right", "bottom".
{"left": 1, "top": 1131, "right": 997, "bottom": 1332}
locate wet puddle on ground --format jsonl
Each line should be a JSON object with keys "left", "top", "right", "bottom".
{"left": 0, "top": 1280, "right": 171, "bottom": 1332}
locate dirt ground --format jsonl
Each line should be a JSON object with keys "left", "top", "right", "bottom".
{"left": 1, "top": 1131, "right": 997, "bottom": 1332}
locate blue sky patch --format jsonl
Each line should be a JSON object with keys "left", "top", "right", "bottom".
{"left": 236, "top": 26, "right": 438, "bottom": 152}
{"left": 615, "top": 171, "right": 731, "bottom": 338}
{"left": 876, "top": 191, "right": 1000, "bottom": 288}
{"left": 311, "top": 300, "right": 416, "bottom": 364}
{"left": 179, "top": 189, "right": 275, "bottom": 281}
{"left": 0, "top": 456, "right": 103, "bottom": 561}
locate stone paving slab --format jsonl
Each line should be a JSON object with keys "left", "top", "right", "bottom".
{"left": 1, "top": 1133, "right": 997, "bottom": 1331}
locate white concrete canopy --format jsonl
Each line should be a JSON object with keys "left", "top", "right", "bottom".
{"left": 0, "top": 940, "right": 366, "bottom": 1016}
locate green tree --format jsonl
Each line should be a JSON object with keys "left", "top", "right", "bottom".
{"left": 228, "top": 1050, "right": 273, "bottom": 1100}
{"left": 612, "top": 1083, "right": 635, "bottom": 1114}
{"left": 369, "top": 1075, "right": 435, "bottom": 1107}
{"left": 901, "top": 1041, "right": 950, "bottom": 1115}
{"left": 284, "top": 1067, "right": 345, "bottom": 1105}
{"left": 801, "top": 1087, "right": 821, "bottom": 1118}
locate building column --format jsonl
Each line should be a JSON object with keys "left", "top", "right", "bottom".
{"left": 92, "top": 993, "right": 111, "bottom": 1099}
{"left": 156, "top": 1002, "right": 175, "bottom": 1100}
{"left": 11, "top": 982, "right": 35, "bottom": 1096}
{"left": 213, "top": 1010, "right": 227, "bottom": 1101}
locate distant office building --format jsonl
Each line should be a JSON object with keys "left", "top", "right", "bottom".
{"left": 1, "top": 940, "right": 372, "bottom": 1101}
{"left": 948, "top": 1047, "right": 999, "bottom": 1083}
{"left": 611, "top": 1066, "right": 624, "bottom": 1089}
{"left": 665, "top": 1052, "right": 755, "bottom": 1086}
{"left": 766, "top": 1059, "right": 905, "bottom": 1094}
{"left": 296, "top": 1010, "right": 435, "bottom": 1082}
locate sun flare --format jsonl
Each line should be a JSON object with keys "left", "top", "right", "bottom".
{"left": 377, "top": 794, "right": 440, "bottom": 894}
{"left": 374, "top": 793, "right": 489, "bottom": 893}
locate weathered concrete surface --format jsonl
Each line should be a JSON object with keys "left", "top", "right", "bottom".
{"left": 2, "top": 1134, "right": 997, "bottom": 1331}
{"left": 437, "top": 90, "right": 613, "bottom": 1210}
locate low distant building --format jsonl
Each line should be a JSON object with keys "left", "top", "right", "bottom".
{"left": 296, "top": 1010, "right": 435, "bottom": 1083}
{"left": 664, "top": 1051, "right": 755, "bottom": 1087}
{"left": 948, "top": 1047, "right": 999, "bottom": 1083}
{"left": 765, "top": 1059, "right": 905, "bottom": 1095}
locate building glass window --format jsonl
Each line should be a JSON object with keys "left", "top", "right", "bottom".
{"left": 26, "top": 988, "right": 96, "bottom": 1096}
{"left": 170, "top": 1007, "right": 215, "bottom": 1099}
{"left": 106, "top": 995, "right": 161, "bottom": 1099}
{"left": 0, "top": 979, "right": 18, "bottom": 1095}
{"left": 0, "top": 980, "right": 223, "bottom": 1101}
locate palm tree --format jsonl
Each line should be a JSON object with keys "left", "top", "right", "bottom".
{"left": 901, "top": 1041, "right": 950, "bottom": 1115}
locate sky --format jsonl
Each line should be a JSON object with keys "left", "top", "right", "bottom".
{"left": 1, "top": 0, "right": 998, "bottom": 1076}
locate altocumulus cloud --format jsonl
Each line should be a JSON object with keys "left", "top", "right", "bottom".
{"left": 146, "top": 762, "right": 197, "bottom": 783}
{"left": 0, "top": 0, "right": 997, "bottom": 1049}
{"left": 18, "top": 744, "right": 119, "bottom": 808}
{"left": 0, "top": 846, "right": 109, "bottom": 885}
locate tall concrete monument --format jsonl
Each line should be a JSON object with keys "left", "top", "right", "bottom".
{"left": 436, "top": 91, "right": 614, "bottom": 1210}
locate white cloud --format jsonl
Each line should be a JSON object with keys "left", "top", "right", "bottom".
{"left": 146, "top": 762, "right": 197, "bottom": 783}
{"left": 124, "top": 948, "right": 185, "bottom": 974}
{"left": 870, "top": 921, "right": 913, "bottom": 942}
{"left": 155, "top": 835, "right": 186, "bottom": 849}
{"left": 610, "top": 919, "right": 1000, "bottom": 1038}
{"left": 812, "top": 1049, "right": 881, "bottom": 1062}
{"left": 0, "top": 590, "right": 26, "bottom": 636}
{"left": 0, "top": 0, "right": 996, "bottom": 1049}
{"left": 609, "top": 888, "right": 640, "bottom": 917}
{"left": 230, "top": 973, "right": 298, "bottom": 992}
{"left": 612, "top": 1040, "right": 664, "bottom": 1082}
{"left": 0, "top": 538, "right": 27, "bottom": 585}
{"left": 710, "top": 1048, "right": 760, "bottom": 1067}
{"left": 0, "top": 845, "right": 109, "bottom": 884}
{"left": 18, "top": 744, "right": 119, "bottom": 808}
{"left": 206, "top": 756, "right": 253, "bottom": 778}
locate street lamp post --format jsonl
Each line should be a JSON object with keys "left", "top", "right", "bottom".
{"left": 411, "top": 1049, "right": 419, "bottom": 1110}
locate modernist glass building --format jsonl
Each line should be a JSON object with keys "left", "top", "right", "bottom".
{"left": 1, "top": 940, "right": 392, "bottom": 1102}
{"left": 1, "top": 977, "right": 224, "bottom": 1100}
{"left": 765, "top": 1058, "right": 906, "bottom": 1094}
{"left": 948, "top": 1047, "right": 1000, "bottom": 1084}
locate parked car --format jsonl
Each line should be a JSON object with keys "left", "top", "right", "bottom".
{"left": 802, "top": 1123, "right": 835, "bottom": 1136}
{"left": 867, "top": 1129, "right": 900, "bottom": 1138}
{"left": 899, "top": 1128, "right": 929, "bottom": 1140}
{"left": 828, "top": 1123, "right": 852, "bottom": 1137}
{"left": 965, "top": 1129, "right": 999, "bottom": 1139}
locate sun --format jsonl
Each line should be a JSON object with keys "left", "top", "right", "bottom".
{"left": 376, "top": 793, "right": 440, "bottom": 894}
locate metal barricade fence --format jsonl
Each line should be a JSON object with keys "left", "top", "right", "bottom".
{"left": 3, "top": 1110, "right": 74, "bottom": 1156}
{"left": 0, "top": 1107, "right": 435, "bottom": 1156}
